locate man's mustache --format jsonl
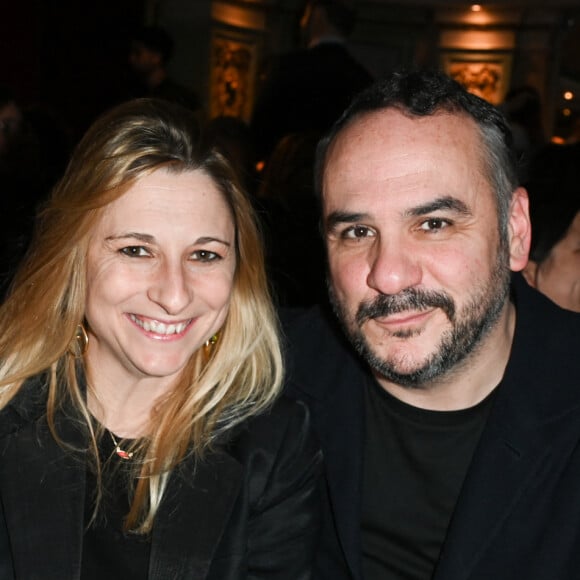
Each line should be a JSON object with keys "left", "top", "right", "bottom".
{"left": 356, "top": 288, "right": 456, "bottom": 325}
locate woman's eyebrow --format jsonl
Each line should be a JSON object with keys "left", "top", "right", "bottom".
{"left": 105, "top": 232, "right": 155, "bottom": 243}
{"left": 195, "top": 236, "right": 231, "bottom": 246}
{"left": 106, "top": 233, "right": 232, "bottom": 246}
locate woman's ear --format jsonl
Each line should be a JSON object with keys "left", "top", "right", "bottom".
{"left": 522, "top": 259, "right": 539, "bottom": 288}
{"left": 508, "top": 187, "right": 532, "bottom": 272}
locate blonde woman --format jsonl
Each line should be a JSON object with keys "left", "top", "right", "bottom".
{"left": 0, "top": 99, "right": 321, "bottom": 579}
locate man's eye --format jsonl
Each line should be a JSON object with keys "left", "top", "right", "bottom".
{"left": 120, "top": 246, "right": 149, "bottom": 257}
{"left": 192, "top": 250, "right": 220, "bottom": 262}
{"left": 419, "top": 218, "right": 450, "bottom": 231}
{"left": 342, "top": 225, "right": 375, "bottom": 239}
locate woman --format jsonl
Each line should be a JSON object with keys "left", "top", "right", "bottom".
{"left": 0, "top": 99, "right": 321, "bottom": 579}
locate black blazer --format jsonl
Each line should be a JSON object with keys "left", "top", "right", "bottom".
{"left": 0, "top": 382, "right": 322, "bottom": 580}
{"left": 283, "top": 274, "right": 580, "bottom": 580}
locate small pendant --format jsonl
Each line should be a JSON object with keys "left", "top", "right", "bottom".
{"left": 114, "top": 446, "right": 134, "bottom": 460}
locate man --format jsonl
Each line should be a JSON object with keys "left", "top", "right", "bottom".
{"left": 283, "top": 69, "right": 580, "bottom": 580}
{"left": 128, "top": 26, "right": 201, "bottom": 113}
{"left": 250, "top": 0, "right": 372, "bottom": 163}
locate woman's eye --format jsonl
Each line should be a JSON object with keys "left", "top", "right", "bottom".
{"left": 419, "top": 218, "right": 450, "bottom": 231}
{"left": 192, "top": 250, "right": 220, "bottom": 262}
{"left": 342, "top": 225, "right": 374, "bottom": 239}
{"left": 120, "top": 246, "right": 150, "bottom": 257}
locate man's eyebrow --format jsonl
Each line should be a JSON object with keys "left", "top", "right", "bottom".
{"left": 405, "top": 196, "right": 471, "bottom": 217}
{"left": 325, "top": 211, "right": 369, "bottom": 231}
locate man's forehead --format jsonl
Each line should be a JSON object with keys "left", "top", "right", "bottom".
{"left": 324, "top": 108, "right": 483, "bottom": 174}
{"left": 320, "top": 108, "right": 493, "bottom": 216}
{"left": 329, "top": 107, "right": 476, "bottom": 151}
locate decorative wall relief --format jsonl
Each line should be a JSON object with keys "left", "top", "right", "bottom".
{"left": 441, "top": 51, "right": 512, "bottom": 105}
{"left": 210, "top": 31, "right": 258, "bottom": 121}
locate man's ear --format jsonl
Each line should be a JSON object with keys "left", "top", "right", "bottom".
{"left": 522, "top": 260, "right": 539, "bottom": 288}
{"left": 507, "top": 187, "right": 531, "bottom": 272}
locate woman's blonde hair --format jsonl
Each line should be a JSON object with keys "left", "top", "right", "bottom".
{"left": 0, "top": 98, "right": 283, "bottom": 532}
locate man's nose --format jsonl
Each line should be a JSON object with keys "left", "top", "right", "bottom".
{"left": 366, "top": 237, "right": 422, "bottom": 296}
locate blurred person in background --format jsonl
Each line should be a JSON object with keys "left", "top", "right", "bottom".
{"left": 251, "top": 0, "right": 373, "bottom": 165}
{"left": 129, "top": 26, "right": 202, "bottom": 115}
{"left": 523, "top": 143, "right": 580, "bottom": 312}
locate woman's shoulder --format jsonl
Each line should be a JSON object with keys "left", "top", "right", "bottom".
{"left": 234, "top": 395, "right": 311, "bottom": 440}
{"left": 225, "top": 395, "right": 320, "bottom": 466}
{"left": 220, "top": 395, "right": 322, "bottom": 515}
{"left": 0, "top": 374, "right": 49, "bottom": 439}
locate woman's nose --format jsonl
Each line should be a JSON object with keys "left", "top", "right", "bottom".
{"left": 147, "top": 261, "right": 193, "bottom": 314}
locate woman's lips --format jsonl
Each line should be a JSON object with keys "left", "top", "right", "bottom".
{"left": 128, "top": 313, "right": 194, "bottom": 338}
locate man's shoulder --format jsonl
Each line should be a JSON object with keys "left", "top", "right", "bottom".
{"left": 512, "top": 273, "right": 580, "bottom": 356}
{"left": 0, "top": 374, "right": 49, "bottom": 440}
{"left": 501, "top": 275, "right": 580, "bottom": 416}
{"left": 280, "top": 305, "right": 369, "bottom": 401}
{"left": 280, "top": 304, "right": 351, "bottom": 358}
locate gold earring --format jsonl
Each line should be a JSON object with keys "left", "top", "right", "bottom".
{"left": 68, "top": 324, "right": 89, "bottom": 357}
{"left": 203, "top": 333, "right": 219, "bottom": 361}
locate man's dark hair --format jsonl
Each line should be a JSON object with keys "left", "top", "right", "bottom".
{"left": 315, "top": 68, "right": 520, "bottom": 236}
{"left": 132, "top": 26, "right": 174, "bottom": 63}
{"left": 311, "top": 0, "right": 356, "bottom": 37}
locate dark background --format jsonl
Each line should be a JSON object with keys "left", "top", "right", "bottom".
{"left": 2, "top": 0, "right": 146, "bottom": 141}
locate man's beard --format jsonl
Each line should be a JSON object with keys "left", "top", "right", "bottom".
{"left": 329, "top": 249, "right": 511, "bottom": 388}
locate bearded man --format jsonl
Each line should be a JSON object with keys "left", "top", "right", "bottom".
{"left": 283, "top": 69, "right": 580, "bottom": 580}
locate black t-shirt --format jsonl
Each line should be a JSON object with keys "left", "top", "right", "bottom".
{"left": 82, "top": 432, "right": 150, "bottom": 580}
{"left": 362, "top": 377, "right": 496, "bottom": 580}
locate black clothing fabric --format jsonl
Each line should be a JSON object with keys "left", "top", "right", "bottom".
{"left": 128, "top": 77, "right": 201, "bottom": 114}
{"left": 82, "top": 432, "right": 149, "bottom": 580}
{"left": 282, "top": 274, "right": 580, "bottom": 580}
{"left": 362, "top": 378, "right": 495, "bottom": 580}
{"left": 0, "top": 378, "right": 322, "bottom": 580}
{"left": 148, "top": 78, "right": 201, "bottom": 113}
{"left": 251, "top": 42, "right": 373, "bottom": 160}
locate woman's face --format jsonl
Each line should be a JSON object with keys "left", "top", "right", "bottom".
{"left": 533, "top": 211, "right": 580, "bottom": 312}
{"left": 84, "top": 168, "right": 236, "bottom": 386}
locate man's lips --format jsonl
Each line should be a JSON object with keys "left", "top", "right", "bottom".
{"left": 356, "top": 288, "right": 456, "bottom": 327}
{"left": 372, "top": 308, "right": 436, "bottom": 327}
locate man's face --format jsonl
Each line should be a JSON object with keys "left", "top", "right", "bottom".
{"left": 322, "top": 109, "right": 526, "bottom": 389}
{"left": 129, "top": 41, "right": 161, "bottom": 77}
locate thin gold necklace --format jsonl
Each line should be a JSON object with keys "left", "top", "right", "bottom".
{"left": 108, "top": 430, "right": 134, "bottom": 460}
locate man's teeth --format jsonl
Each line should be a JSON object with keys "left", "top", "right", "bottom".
{"left": 130, "top": 315, "right": 189, "bottom": 335}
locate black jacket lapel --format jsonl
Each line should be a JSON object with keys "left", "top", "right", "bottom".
{"left": 149, "top": 450, "right": 243, "bottom": 580}
{"left": 0, "top": 419, "right": 86, "bottom": 580}
{"left": 314, "top": 378, "right": 365, "bottom": 580}
{"left": 282, "top": 305, "right": 368, "bottom": 580}
{"left": 435, "top": 277, "right": 580, "bottom": 579}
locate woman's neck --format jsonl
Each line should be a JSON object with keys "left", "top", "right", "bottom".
{"left": 85, "top": 366, "right": 175, "bottom": 438}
